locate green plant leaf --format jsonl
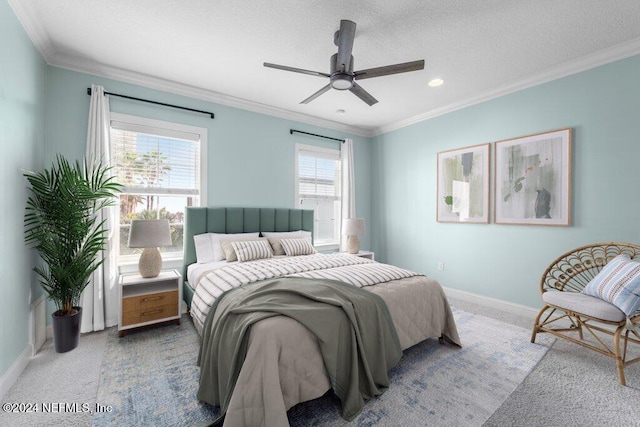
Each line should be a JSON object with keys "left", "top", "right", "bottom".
{"left": 24, "top": 155, "right": 122, "bottom": 316}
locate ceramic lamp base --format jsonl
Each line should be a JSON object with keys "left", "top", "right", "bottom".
{"left": 347, "top": 235, "right": 360, "bottom": 254}
{"left": 139, "top": 247, "right": 162, "bottom": 278}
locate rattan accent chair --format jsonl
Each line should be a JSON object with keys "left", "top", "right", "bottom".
{"left": 531, "top": 242, "right": 640, "bottom": 385}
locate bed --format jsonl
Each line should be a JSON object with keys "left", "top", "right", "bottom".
{"left": 183, "top": 207, "right": 460, "bottom": 426}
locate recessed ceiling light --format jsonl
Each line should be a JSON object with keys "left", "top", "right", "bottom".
{"left": 428, "top": 78, "right": 444, "bottom": 87}
{"left": 336, "top": 109, "right": 346, "bottom": 114}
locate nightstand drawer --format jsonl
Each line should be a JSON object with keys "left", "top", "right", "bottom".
{"left": 122, "top": 303, "right": 179, "bottom": 326}
{"left": 122, "top": 290, "right": 179, "bottom": 313}
{"left": 118, "top": 270, "right": 183, "bottom": 336}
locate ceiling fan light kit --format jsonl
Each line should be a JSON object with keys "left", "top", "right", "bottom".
{"left": 264, "top": 19, "right": 425, "bottom": 106}
{"left": 329, "top": 53, "right": 354, "bottom": 90}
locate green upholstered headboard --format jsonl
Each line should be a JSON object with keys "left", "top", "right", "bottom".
{"left": 182, "top": 207, "right": 314, "bottom": 279}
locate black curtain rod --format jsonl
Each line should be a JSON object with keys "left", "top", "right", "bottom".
{"left": 86, "top": 88, "right": 214, "bottom": 119}
{"left": 290, "top": 129, "right": 344, "bottom": 143}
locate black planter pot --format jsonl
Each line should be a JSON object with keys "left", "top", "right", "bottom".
{"left": 52, "top": 306, "right": 82, "bottom": 353}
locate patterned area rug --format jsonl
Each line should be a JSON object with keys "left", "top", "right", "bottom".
{"left": 93, "top": 309, "right": 553, "bottom": 427}
{"left": 93, "top": 317, "right": 217, "bottom": 427}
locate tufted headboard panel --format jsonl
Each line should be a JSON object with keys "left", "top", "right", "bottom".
{"left": 182, "top": 207, "right": 314, "bottom": 279}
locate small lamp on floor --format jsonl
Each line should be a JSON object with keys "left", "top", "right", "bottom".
{"left": 128, "top": 219, "right": 172, "bottom": 278}
{"left": 342, "top": 218, "right": 365, "bottom": 254}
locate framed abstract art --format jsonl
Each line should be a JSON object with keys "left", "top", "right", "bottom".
{"left": 494, "top": 128, "right": 572, "bottom": 226}
{"left": 436, "top": 143, "right": 490, "bottom": 223}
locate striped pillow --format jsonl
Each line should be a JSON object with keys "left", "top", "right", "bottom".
{"left": 262, "top": 231, "right": 312, "bottom": 255}
{"left": 583, "top": 254, "right": 640, "bottom": 317}
{"left": 231, "top": 240, "right": 274, "bottom": 263}
{"left": 280, "top": 237, "right": 317, "bottom": 256}
{"left": 221, "top": 238, "right": 266, "bottom": 262}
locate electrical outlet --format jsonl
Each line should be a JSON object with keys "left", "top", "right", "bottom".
{"left": 438, "top": 262, "right": 444, "bottom": 271}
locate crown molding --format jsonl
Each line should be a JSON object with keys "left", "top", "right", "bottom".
{"left": 373, "top": 37, "right": 640, "bottom": 136}
{"left": 10, "top": 2, "right": 372, "bottom": 137}
{"left": 11, "top": 0, "right": 640, "bottom": 139}
{"left": 7, "top": 0, "right": 55, "bottom": 60}
{"left": 49, "top": 52, "right": 373, "bottom": 137}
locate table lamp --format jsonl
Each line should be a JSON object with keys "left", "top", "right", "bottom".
{"left": 342, "top": 218, "right": 365, "bottom": 254}
{"left": 128, "top": 219, "right": 172, "bottom": 278}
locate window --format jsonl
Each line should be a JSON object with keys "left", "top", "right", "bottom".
{"left": 295, "top": 143, "right": 341, "bottom": 248}
{"left": 110, "top": 113, "right": 207, "bottom": 262}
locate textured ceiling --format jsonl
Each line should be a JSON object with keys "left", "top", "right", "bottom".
{"left": 11, "top": 0, "right": 640, "bottom": 135}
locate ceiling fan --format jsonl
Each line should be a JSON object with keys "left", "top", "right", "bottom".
{"left": 264, "top": 20, "right": 425, "bottom": 106}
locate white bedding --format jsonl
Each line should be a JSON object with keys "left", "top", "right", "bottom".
{"left": 190, "top": 253, "right": 418, "bottom": 334}
{"left": 187, "top": 260, "right": 227, "bottom": 287}
{"left": 190, "top": 253, "right": 461, "bottom": 426}
{"left": 187, "top": 256, "right": 295, "bottom": 287}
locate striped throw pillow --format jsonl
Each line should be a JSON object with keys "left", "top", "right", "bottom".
{"left": 221, "top": 238, "right": 266, "bottom": 262}
{"left": 231, "top": 240, "right": 274, "bottom": 263}
{"left": 583, "top": 254, "right": 640, "bottom": 317}
{"left": 280, "top": 237, "right": 317, "bottom": 256}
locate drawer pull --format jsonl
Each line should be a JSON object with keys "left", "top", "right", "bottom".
{"left": 141, "top": 295, "right": 164, "bottom": 303}
{"left": 141, "top": 309, "right": 163, "bottom": 316}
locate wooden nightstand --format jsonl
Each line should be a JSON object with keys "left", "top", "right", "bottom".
{"left": 343, "top": 250, "right": 375, "bottom": 260}
{"left": 118, "top": 269, "right": 182, "bottom": 337}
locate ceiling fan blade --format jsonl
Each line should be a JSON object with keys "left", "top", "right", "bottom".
{"left": 349, "top": 83, "right": 378, "bottom": 106}
{"left": 264, "top": 62, "right": 329, "bottom": 78}
{"left": 335, "top": 20, "right": 356, "bottom": 72}
{"left": 300, "top": 84, "right": 332, "bottom": 104}
{"left": 354, "top": 60, "right": 425, "bottom": 80}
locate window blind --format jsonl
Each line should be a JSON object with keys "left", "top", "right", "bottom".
{"left": 297, "top": 149, "right": 341, "bottom": 201}
{"left": 295, "top": 143, "right": 342, "bottom": 246}
{"left": 111, "top": 126, "right": 200, "bottom": 195}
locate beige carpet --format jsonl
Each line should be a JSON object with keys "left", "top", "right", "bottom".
{"left": 0, "top": 329, "right": 108, "bottom": 427}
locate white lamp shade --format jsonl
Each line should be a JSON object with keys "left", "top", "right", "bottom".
{"left": 128, "top": 219, "right": 172, "bottom": 248}
{"left": 342, "top": 218, "right": 365, "bottom": 236}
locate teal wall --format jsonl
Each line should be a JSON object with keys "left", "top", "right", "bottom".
{"left": 371, "top": 54, "right": 640, "bottom": 309}
{"left": 0, "top": 1, "right": 47, "bottom": 377}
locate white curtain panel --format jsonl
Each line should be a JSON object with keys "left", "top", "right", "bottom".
{"left": 81, "top": 84, "right": 118, "bottom": 332}
{"left": 340, "top": 138, "right": 356, "bottom": 251}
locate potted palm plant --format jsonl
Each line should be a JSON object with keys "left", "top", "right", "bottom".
{"left": 24, "top": 155, "right": 122, "bottom": 353}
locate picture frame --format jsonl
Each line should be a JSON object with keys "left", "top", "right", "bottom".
{"left": 437, "top": 143, "right": 490, "bottom": 223}
{"left": 494, "top": 128, "right": 572, "bottom": 226}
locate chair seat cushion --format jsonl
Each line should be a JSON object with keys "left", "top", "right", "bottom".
{"left": 542, "top": 290, "right": 625, "bottom": 322}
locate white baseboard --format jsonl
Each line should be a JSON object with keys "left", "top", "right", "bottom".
{"left": 443, "top": 286, "right": 540, "bottom": 321}
{"left": 46, "top": 325, "right": 53, "bottom": 340}
{"left": 444, "top": 286, "right": 588, "bottom": 331}
{"left": 1, "top": 296, "right": 49, "bottom": 400}
{"left": 0, "top": 345, "right": 32, "bottom": 401}
{"left": 30, "top": 295, "right": 47, "bottom": 357}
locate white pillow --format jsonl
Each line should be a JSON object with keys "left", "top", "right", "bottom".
{"left": 193, "top": 233, "right": 216, "bottom": 264}
{"left": 280, "top": 237, "right": 317, "bottom": 256}
{"left": 193, "top": 232, "right": 260, "bottom": 263}
{"left": 231, "top": 240, "right": 274, "bottom": 263}
{"left": 262, "top": 230, "right": 312, "bottom": 255}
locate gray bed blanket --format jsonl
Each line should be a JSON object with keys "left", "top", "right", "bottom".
{"left": 197, "top": 276, "right": 403, "bottom": 422}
